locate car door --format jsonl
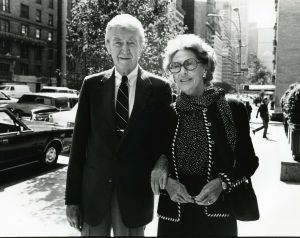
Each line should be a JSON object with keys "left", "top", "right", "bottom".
{"left": 0, "top": 111, "right": 37, "bottom": 172}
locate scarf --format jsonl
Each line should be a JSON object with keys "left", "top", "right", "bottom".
{"left": 176, "top": 87, "right": 237, "bottom": 152}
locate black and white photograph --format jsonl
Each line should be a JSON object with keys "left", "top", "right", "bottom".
{"left": 1, "top": 0, "right": 300, "bottom": 236}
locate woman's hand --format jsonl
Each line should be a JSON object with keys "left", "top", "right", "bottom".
{"left": 194, "top": 178, "right": 223, "bottom": 206}
{"left": 166, "top": 177, "right": 194, "bottom": 204}
{"left": 151, "top": 155, "right": 169, "bottom": 194}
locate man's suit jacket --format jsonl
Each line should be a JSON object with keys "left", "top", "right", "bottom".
{"left": 65, "top": 67, "right": 172, "bottom": 228}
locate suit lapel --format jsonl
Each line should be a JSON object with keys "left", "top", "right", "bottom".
{"left": 100, "top": 68, "right": 116, "bottom": 137}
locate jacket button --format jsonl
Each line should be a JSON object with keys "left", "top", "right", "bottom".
{"left": 108, "top": 179, "right": 112, "bottom": 183}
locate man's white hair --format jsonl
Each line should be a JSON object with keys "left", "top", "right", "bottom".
{"left": 105, "top": 14, "right": 145, "bottom": 46}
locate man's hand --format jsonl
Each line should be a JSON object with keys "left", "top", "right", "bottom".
{"left": 194, "top": 178, "right": 223, "bottom": 206}
{"left": 66, "top": 205, "right": 83, "bottom": 231}
{"left": 166, "top": 177, "right": 194, "bottom": 204}
{"left": 151, "top": 154, "right": 169, "bottom": 194}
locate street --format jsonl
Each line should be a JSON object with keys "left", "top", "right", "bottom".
{"left": 0, "top": 106, "right": 300, "bottom": 236}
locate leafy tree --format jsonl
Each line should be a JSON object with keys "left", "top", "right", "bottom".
{"left": 67, "top": 0, "right": 185, "bottom": 84}
{"left": 247, "top": 54, "right": 272, "bottom": 85}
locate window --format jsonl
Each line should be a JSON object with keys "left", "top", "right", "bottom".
{"left": 0, "top": 63, "right": 10, "bottom": 72}
{"left": 0, "top": 111, "right": 19, "bottom": 133}
{"left": 20, "top": 63, "right": 29, "bottom": 75}
{"left": 0, "top": 19, "right": 9, "bottom": 32}
{"left": 21, "top": 24, "right": 29, "bottom": 36}
{"left": 0, "top": 0, "right": 10, "bottom": 12}
{"left": 35, "top": 65, "right": 41, "bottom": 76}
{"left": 48, "top": 14, "right": 53, "bottom": 26}
{"left": 48, "top": 65, "right": 53, "bottom": 77}
{"left": 47, "top": 32, "right": 53, "bottom": 42}
{"left": 48, "top": 49, "right": 53, "bottom": 60}
{"left": 36, "top": 0, "right": 41, "bottom": 4}
{"left": 35, "top": 28, "right": 41, "bottom": 39}
{"left": 69, "top": 98, "right": 78, "bottom": 108}
{"left": 36, "top": 9, "right": 41, "bottom": 22}
{"left": 0, "top": 39, "right": 10, "bottom": 54}
{"left": 48, "top": 0, "right": 53, "bottom": 9}
{"left": 55, "top": 98, "right": 69, "bottom": 109}
{"left": 20, "top": 44, "right": 29, "bottom": 58}
{"left": 20, "top": 4, "right": 29, "bottom": 19}
{"left": 35, "top": 47, "right": 42, "bottom": 60}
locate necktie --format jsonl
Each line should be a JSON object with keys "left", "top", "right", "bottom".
{"left": 115, "top": 76, "right": 129, "bottom": 136}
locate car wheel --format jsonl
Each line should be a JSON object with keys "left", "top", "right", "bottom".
{"left": 43, "top": 145, "right": 59, "bottom": 166}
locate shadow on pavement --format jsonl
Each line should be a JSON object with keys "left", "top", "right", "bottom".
{"left": 0, "top": 163, "right": 67, "bottom": 189}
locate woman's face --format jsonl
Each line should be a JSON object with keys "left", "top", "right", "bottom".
{"left": 170, "top": 49, "right": 207, "bottom": 96}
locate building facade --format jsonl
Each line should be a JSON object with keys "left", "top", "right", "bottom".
{"left": 215, "top": 1, "right": 235, "bottom": 86}
{"left": 182, "top": 0, "right": 194, "bottom": 33}
{"left": 248, "top": 22, "right": 258, "bottom": 61}
{"left": 257, "top": 27, "right": 274, "bottom": 73}
{"left": 274, "top": 0, "right": 300, "bottom": 111}
{"left": 0, "top": 0, "right": 60, "bottom": 91}
{"left": 168, "top": 0, "right": 185, "bottom": 25}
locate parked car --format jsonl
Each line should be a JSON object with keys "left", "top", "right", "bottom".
{"left": 0, "top": 108, "right": 73, "bottom": 172}
{"left": 0, "top": 84, "right": 32, "bottom": 98}
{"left": 5, "top": 93, "right": 78, "bottom": 121}
{"left": 40, "top": 86, "right": 79, "bottom": 95}
{"left": 49, "top": 103, "right": 77, "bottom": 128}
{"left": 0, "top": 91, "right": 18, "bottom": 106}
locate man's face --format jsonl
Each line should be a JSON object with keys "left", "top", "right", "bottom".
{"left": 106, "top": 26, "right": 143, "bottom": 75}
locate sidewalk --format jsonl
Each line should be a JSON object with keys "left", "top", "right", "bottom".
{"left": 236, "top": 107, "right": 300, "bottom": 236}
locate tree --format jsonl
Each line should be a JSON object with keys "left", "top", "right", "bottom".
{"left": 67, "top": 0, "right": 185, "bottom": 83}
{"left": 247, "top": 54, "right": 272, "bottom": 85}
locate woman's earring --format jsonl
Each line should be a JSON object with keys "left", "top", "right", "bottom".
{"left": 202, "top": 70, "right": 207, "bottom": 79}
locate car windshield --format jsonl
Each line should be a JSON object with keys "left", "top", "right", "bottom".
{"left": 41, "top": 89, "right": 57, "bottom": 92}
{"left": 55, "top": 98, "right": 69, "bottom": 109}
{"left": 0, "top": 86, "right": 10, "bottom": 90}
{"left": 18, "top": 95, "right": 52, "bottom": 105}
{"left": 41, "top": 88, "right": 69, "bottom": 93}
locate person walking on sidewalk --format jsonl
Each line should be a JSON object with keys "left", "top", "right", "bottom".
{"left": 65, "top": 14, "right": 172, "bottom": 236}
{"left": 253, "top": 97, "right": 269, "bottom": 138}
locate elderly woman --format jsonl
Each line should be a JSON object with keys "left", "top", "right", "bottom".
{"left": 151, "top": 34, "right": 259, "bottom": 236}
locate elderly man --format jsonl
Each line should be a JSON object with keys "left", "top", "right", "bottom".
{"left": 65, "top": 14, "right": 172, "bottom": 236}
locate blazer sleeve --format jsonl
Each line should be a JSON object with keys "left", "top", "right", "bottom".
{"left": 230, "top": 100, "right": 259, "bottom": 180}
{"left": 65, "top": 77, "right": 90, "bottom": 205}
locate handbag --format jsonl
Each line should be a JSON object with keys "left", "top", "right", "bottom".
{"left": 227, "top": 177, "right": 260, "bottom": 221}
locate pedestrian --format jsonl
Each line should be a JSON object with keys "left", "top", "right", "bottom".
{"left": 253, "top": 97, "right": 269, "bottom": 138}
{"left": 245, "top": 101, "right": 252, "bottom": 121}
{"left": 151, "top": 34, "right": 259, "bottom": 236}
{"left": 65, "top": 14, "right": 172, "bottom": 236}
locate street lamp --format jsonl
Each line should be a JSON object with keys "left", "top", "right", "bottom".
{"left": 208, "top": 8, "right": 242, "bottom": 98}
{"left": 233, "top": 8, "right": 242, "bottom": 99}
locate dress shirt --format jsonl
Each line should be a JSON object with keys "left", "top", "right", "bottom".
{"left": 114, "top": 65, "right": 138, "bottom": 117}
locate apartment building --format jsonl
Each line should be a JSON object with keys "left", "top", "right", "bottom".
{"left": 0, "top": 0, "right": 58, "bottom": 91}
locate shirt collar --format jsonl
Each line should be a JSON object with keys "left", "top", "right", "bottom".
{"left": 115, "top": 65, "right": 139, "bottom": 86}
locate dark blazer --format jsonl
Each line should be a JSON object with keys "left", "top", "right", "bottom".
{"left": 65, "top": 67, "right": 172, "bottom": 227}
{"left": 158, "top": 98, "right": 259, "bottom": 220}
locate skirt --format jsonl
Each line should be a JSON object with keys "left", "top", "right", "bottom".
{"left": 157, "top": 197, "right": 237, "bottom": 237}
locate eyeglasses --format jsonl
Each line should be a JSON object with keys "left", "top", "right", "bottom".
{"left": 168, "top": 58, "right": 202, "bottom": 74}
